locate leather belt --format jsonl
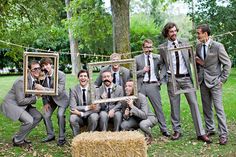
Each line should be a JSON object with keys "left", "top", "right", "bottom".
{"left": 143, "top": 81, "right": 158, "bottom": 84}
{"left": 175, "top": 74, "right": 190, "bottom": 78}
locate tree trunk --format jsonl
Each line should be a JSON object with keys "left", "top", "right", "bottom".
{"left": 65, "top": 0, "right": 81, "bottom": 75}
{"left": 110, "top": 0, "right": 131, "bottom": 59}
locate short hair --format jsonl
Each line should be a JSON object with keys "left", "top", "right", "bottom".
{"left": 196, "top": 24, "right": 211, "bottom": 36}
{"left": 28, "top": 60, "right": 39, "bottom": 69}
{"left": 77, "top": 69, "right": 89, "bottom": 78}
{"left": 110, "top": 53, "right": 121, "bottom": 60}
{"left": 40, "top": 57, "right": 52, "bottom": 66}
{"left": 162, "top": 22, "right": 179, "bottom": 38}
{"left": 142, "top": 39, "right": 153, "bottom": 47}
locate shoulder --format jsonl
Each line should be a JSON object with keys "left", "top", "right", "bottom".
{"left": 71, "top": 84, "right": 79, "bottom": 92}
{"left": 211, "top": 40, "right": 223, "bottom": 48}
{"left": 58, "top": 70, "right": 66, "bottom": 76}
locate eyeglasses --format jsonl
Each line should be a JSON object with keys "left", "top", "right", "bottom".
{"left": 143, "top": 46, "right": 153, "bottom": 48}
{"left": 31, "top": 67, "right": 41, "bottom": 72}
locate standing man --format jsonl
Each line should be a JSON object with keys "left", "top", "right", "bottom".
{"left": 196, "top": 24, "right": 231, "bottom": 145}
{"left": 96, "top": 70, "right": 124, "bottom": 131}
{"left": 35, "top": 58, "right": 69, "bottom": 146}
{"left": 94, "top": 53, "right": 131, "bottom": 90}
{"left": 121, "top": 80, "right": 158, "bottom": 145}
{"left": 1, "top": 60, "right": 42, "bottom": 147}
{"left": 69, "top": 69, "right": 99, "bottom": 136}
{"left": 158, "top": 22, "right": 211, "bottom": 143}
{"left": 135, "top": 39, "right": 170, "bottom": 137}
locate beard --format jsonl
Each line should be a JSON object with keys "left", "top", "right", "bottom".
{"left": 41, "top": 68, "right": 48, "bottom": 74}
{"left": 103, "top": 79, "right": 111, "bottom": 84}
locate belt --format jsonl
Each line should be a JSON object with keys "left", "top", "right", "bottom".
{"left": 175, "top": 74, "right": 190, "bottom": 78}
{"left": 143, "top": 81, "right": 158, "bottom": 84}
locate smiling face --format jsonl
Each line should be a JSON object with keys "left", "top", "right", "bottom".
{"left": 41, "top": 63, "right": 52, "bottom": 75}
{"left": 142, "top": 42, "right": 153, "bottom": 55}
{"left": 30, "top": 63, "right": 41, "bottom": 79}
{"left": 78, "top": 72, "right": 89, "bottom": 87}
{"left": 167, "top": 26, "right": 178, "bottom": 41}
{"left": 102, "top": 71, "right": 113, "bottom": 87}
{"left": 197, "top": 28, "right": 208, "bottom": 43}
{"left": 125, "top": 81, "right": 134, "bottom": 96}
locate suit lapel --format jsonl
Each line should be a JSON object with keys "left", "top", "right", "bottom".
{"left": 204, "top": 40, "right": 213, "bottom": 61}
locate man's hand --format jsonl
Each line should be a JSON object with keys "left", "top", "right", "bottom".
{"left": 44, "top": 104, "right": 51, "bottom": 112}
{"left": 126, "top": 98, "right": 134, "bottom": 108}
{"left": 196, "top": 56, "right": 204, "bottom": 66}
{"left": 108, "top": 109, "right": 115, "bottom": 118}
{"left": 88, "top": 104, "right": 97, "bottom": 111}
{"left": 35, "top": 84, "right": 45, "bottom": 90}
{"left": 143, "top": 66, "right": 150, "bottom": 72}
{"left": 101, "top": 92, "right": 107, "bottom": 99}
{"left": 219, "top": 81, "right": 223, "bottom": 87}
{"left": 70, "top": 109, "right": 81, "bottom": 116}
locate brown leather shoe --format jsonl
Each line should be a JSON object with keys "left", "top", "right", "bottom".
{"left": 171, "top": 131, "right": 181, "bottom": 140}
{"left": 219, "top": 137, "right": 227, "bottom": 145}
{"left": 145, "top": 135, "right": 153, "bottom": 145}
{"left": 162, "top": 132, "right": 171, "bottom": 137}
{"left": 197, "top": 135, "right": 212, "bottom": 144}
{"left": 206, "top": 132, "right": 215, "bottom": 137}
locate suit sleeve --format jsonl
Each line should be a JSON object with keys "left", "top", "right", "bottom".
{"left": 112, "top": 87, "right": 124, "bottom": 112}
{"left": 130, "top": 97, "right": 148, "bottom": 120}
{"left": 15, "top": 80, "right": 37, "bottom": 106}
{"left": 218, "top": 44, "right": 231, "bottom": 83}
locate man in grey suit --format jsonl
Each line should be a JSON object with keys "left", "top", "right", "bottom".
{"left": 1, "top": 60, "right": 42, "bottom": 147}
{"left": 96, "top": 70, "right": 124, "bottom": 131}
{"left": 196, "top": 24, "right": 231, "bottom": 145}
{"left": 69, "top": 69, "right": 99, "bottom": 136}
{"left": 135, "top": 39, "right": 170, "bottom": 137}
{"left": 94, "top": 53, "right": 131, "bottom": 90}
{"left": 159, "top": 22, "right": 211, "bottom": 143}
{"left": 121, "top": 80, "right": 157, "bottom": 145}
{"left": 35, "top": 58, "right": 69, "bottom": 146}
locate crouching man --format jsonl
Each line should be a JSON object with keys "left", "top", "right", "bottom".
{"left": 121, "top": 80, "right": 157, "bottom": 145}
{"left": 69, "top": 70, "right": 99, "bottom": 136}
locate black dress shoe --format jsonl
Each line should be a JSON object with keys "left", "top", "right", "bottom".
{"left": 12, "top": 138, "right": 28, "bottom": 147}
{"left": 41, "top": 136, "right": 55, "bottom": 143}
{"left": 162, "top": 132, "right": 171, "bottom": 137}
{"left": 24, "top": 139, "right": 32, "bottom": 144}
{"left": 57, "top": 139, "right": 66, "bottom": 146}
{"left": 171, "top": 131, "right": 181, "bottom": 140}
{"left": 197, "top": 135, "right": 212, "bottom": 144}
{"left": 219, "top": 137, "right": 227, "bottom": 145}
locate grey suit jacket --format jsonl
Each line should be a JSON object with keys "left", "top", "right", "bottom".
{"left": 196, "top": 40, "right": 231, "bottom": 88}
{"left": 159, "top": 39, "right": 192, "bottom": 83}
{"left": 69, "top": 84, "right": 98, "bottom": 117}
{"left": 95, "top": 84, "right": 124, "bottom": 112}
{"left": 42, "top": 70, "right": 69, "bottom": 108}
{"left": 1, "top": 75, "right": 37, "bottom": 121}
{"left": 94, "top": 65, "right": 131, "bottom": 88}
{"left": 122, "top": 93, "right": 156, "bottom": 120}
{"left": 135, "top": 53, "right": 161, "bottom": 91}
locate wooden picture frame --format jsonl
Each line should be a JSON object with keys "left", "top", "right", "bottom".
{"left": 23, "top": 52, "right": 59, "bottom": 95}
{"left": 88, "top": 59, "right": 138, "bottom": 104}
{"left": 167, "top": 46, "right": 199, "bottom": 95}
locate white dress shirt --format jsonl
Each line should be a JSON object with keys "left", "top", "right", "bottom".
{"left": 143, "top": 53, "right": 158, "bottom": 82}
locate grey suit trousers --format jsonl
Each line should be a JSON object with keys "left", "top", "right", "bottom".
{"left": 167, "top": 77, "right": 205, "bottom": 136}
{"left": 140, "top": 83, "right": 168, "bottom": 133}
{"left": 121, "top": 116, "right": 157, "bottom": 136}
{"left": 99, "top": 111, "right": 122, "bottom": 131}
{"left": 43, "top": 102, "right": 66, "bottom": 140}
{"left": 14, "top": 106, "right": 42, "bottom": 142}
{"left": 200, "top": 82, "right": 228, "bottom": 137}
{"left": 69, "top": 113, "right": 99, "bottom": 136}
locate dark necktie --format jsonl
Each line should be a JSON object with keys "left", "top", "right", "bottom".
{"left": 48, "top": 76, "right": 51, "bottom": 87}
{"left": 203, "top": 44, "right": 206, "bottom": 60}
{"left": 173, "top": 42, "right": 180, "bottom": 75}
{"left": 82, "top": 89, "right": 86, "bottom": 106}
{"left": 113, "top": 73, "right": 116, "bottom": 84}
{"left": 32, "top": 81, "right": 35, "bottom": 90}
{"left": 107, "top": 88, "right": 111, "bottom": 98}
{"left": 147, "top": 55, "right": 151, "bottom": 82}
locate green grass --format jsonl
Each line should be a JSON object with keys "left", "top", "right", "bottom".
{"left": 0, "top": 69, "right": 236, "bottom": 157}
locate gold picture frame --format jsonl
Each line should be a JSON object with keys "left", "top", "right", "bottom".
{"left": 23, "top": 52, "right": 59, "bottom": 95}
{"left": 167, "top": 46, "right": 199, "bottom": 95}
{"left": 88, "top": 59, "right": 138, "bottom": 104}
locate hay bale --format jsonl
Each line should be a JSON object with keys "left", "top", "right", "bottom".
{"left": 71, "top": 131, "right": 147, "bottom": 157}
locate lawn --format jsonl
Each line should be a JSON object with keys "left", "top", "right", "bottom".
{"left": 0, "top": 69, "right": 236, "bottom": 157}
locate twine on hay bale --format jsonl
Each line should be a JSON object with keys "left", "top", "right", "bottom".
{"left": 71, "top": 131, "right": 147, "bottom": 157}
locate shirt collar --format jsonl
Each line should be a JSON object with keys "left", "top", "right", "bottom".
{"left": 204, "top": 38, "right": 212, "bottom": 47}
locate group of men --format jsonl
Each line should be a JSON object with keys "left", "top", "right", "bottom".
{"left": 0, "top": 22, "right": 231, "bottom": 147}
